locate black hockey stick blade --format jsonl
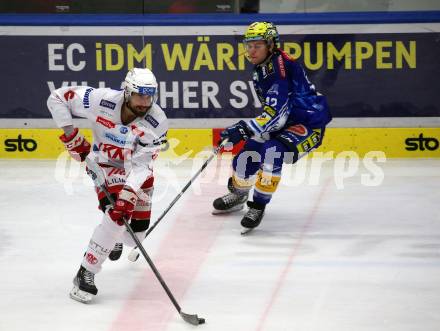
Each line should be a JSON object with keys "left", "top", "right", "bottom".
{"left": 180, "top": 312, "right": 206, "bottom": 325}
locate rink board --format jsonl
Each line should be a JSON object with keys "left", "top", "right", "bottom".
{"left": 1, "top": 23, "right": 440, "bottom": 121}
{"left": 0, "top": 128, "right": 439, "bottom": 159}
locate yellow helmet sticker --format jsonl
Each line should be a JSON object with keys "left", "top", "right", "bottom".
{"left": 244, "top": 21, "right": 280, "bottom": 48}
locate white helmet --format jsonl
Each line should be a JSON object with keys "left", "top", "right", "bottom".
{"left": 122, "top": 68, "right": 158, "bottom": 102}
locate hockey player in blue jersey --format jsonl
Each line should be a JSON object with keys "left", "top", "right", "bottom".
{"left": 213, "top": 22, "right": 332, "bottom": 231}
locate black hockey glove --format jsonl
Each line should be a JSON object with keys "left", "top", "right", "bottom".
{"left": 220, "top": 120, "right": 253, "bottom": 145}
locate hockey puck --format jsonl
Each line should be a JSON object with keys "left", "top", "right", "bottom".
{"left": 128, "top": 250, "right": 140, "bottom": 262}
{"left": 198, "top": 318, "right": 205, "bottom": 324}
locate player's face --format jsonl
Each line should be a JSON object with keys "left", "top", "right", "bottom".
{"left": 127, "top": 93, "right": 153, "bottom": 117}
{"left": 245, "top": 40, "right": 270, "bottom": 65}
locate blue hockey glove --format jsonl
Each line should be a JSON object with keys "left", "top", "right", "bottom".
{"left": 220, "top": 120, "right": 253, "bottom": 145}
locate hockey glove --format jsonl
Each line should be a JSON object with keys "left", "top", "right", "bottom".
{"left": 59, "top": 128, "right": 91, "bottom": 162}
{"left": 108, "top": 187, "right": 138, "bottom": 225}
{"left": 220, "top": 120, "right": 253, "bottom": 145}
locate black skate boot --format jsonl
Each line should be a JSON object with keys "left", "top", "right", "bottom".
{"left": 109, "top": 242, "right": 123, "bottom": 261}
{"left": 212, "top": 177, "right": 248, "bottom": 215}
{"left": 241, "top": 201, "right": 265, "bottom": 234}
{"left": 70, "top": 266, "right": 98, "bottom": 303}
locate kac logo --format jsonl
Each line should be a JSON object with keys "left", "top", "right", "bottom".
{"left": 4, "top": 135, "right": 37, "bottom": 152}
{"left": 405, "top": 134, "right": 439, "bottom": 151}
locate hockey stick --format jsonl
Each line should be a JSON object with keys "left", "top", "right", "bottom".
{"left": 85, "top": 157, "right": 205, "bottom": 326}
{"left": 128, "top": 138, "right": 229, "bottom": 261}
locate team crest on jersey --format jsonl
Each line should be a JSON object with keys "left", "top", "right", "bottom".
{"left": 97, "top": 143, "right": 132, "bottom": 160}
{"left": 100, "top": 99, "right": 116, "bottom": 110}
{"left": 145, "top": 114, "right": 159, "bottom": 128}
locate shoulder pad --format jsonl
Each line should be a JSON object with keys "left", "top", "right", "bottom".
{"left": 82, "top": 88, "right": 94, "bottom": 109}
{"left": 84, "top": 88, "right": 116, "bottom": 108}
{"left": 147, "top": 104, "right": 168, "bottom": 124}
{"left": 138, "top": 104, "right": 168, "bottom": 136}
{"left": 97, "top": 89, "right": 124, "bottom": 110}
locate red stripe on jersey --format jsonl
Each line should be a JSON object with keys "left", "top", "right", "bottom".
{"left": 108, "top": 167, "right": 126, "bottom": 176}
{"left": 140, "top": 176, "right": 154, "bottom": 189}
{"left": 279, "top": 49, "right": 296, "bottom": 62}
{"left": 131, "top": 124, "right": 145, "bottom": 137}
{"left": 277, "top": 55, "right": 286, "bottom": 79}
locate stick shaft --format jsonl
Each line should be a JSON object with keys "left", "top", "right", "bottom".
{"left": 88, "top": 158, "right": 184, "bottom": 313}
{"left": 144, "top": 139, "right": 228, "bottom": 238}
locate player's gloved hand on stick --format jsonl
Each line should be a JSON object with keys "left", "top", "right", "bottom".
{"left": 108, "top": 187, "right": 138, "bottom": 225}
{"left": 59, "top": 127, "right": 91, "bottom": 162}
{"left": 220, "top": 120, "right": 253, "bottom": 145}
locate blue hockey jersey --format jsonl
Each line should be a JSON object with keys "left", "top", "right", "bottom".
{"left": 247, "top": 50, "right": 332, "bottom": 137}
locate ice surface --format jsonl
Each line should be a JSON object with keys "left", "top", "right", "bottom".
{"left": 0, "top": 157, "right": 439, "bottom": 331}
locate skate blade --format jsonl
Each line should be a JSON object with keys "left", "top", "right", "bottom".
{"left": 212, "top": 204, "right": 244, "bottom": 215}
{"left": 127, "top": 249, "right": 140, "bottom": 262}
{"left": 69, "top": 286, "right": 94, "bottom": 304}
{"left": 240, "top": 228, "right": 255, "bottom": 235}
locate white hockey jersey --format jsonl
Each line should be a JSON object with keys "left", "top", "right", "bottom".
{"left": 47, "top": 86, "right": 168, "bottom": 192}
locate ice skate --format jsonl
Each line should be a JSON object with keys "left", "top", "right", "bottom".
{"left": 212, "top": 177, "right": 248, "bottom": 215}
{"left": 108, "top": 242, "right": 123, "bottom": 261}
{"left": 69, "top": 266, "right": 98, "bottom": 303}
{"left": 240, "top": 201, "right": 265, "bottom": 235}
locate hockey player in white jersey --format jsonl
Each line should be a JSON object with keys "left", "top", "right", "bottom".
{"left": 47, "top": 68, "right": 168, "bottom": 303}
